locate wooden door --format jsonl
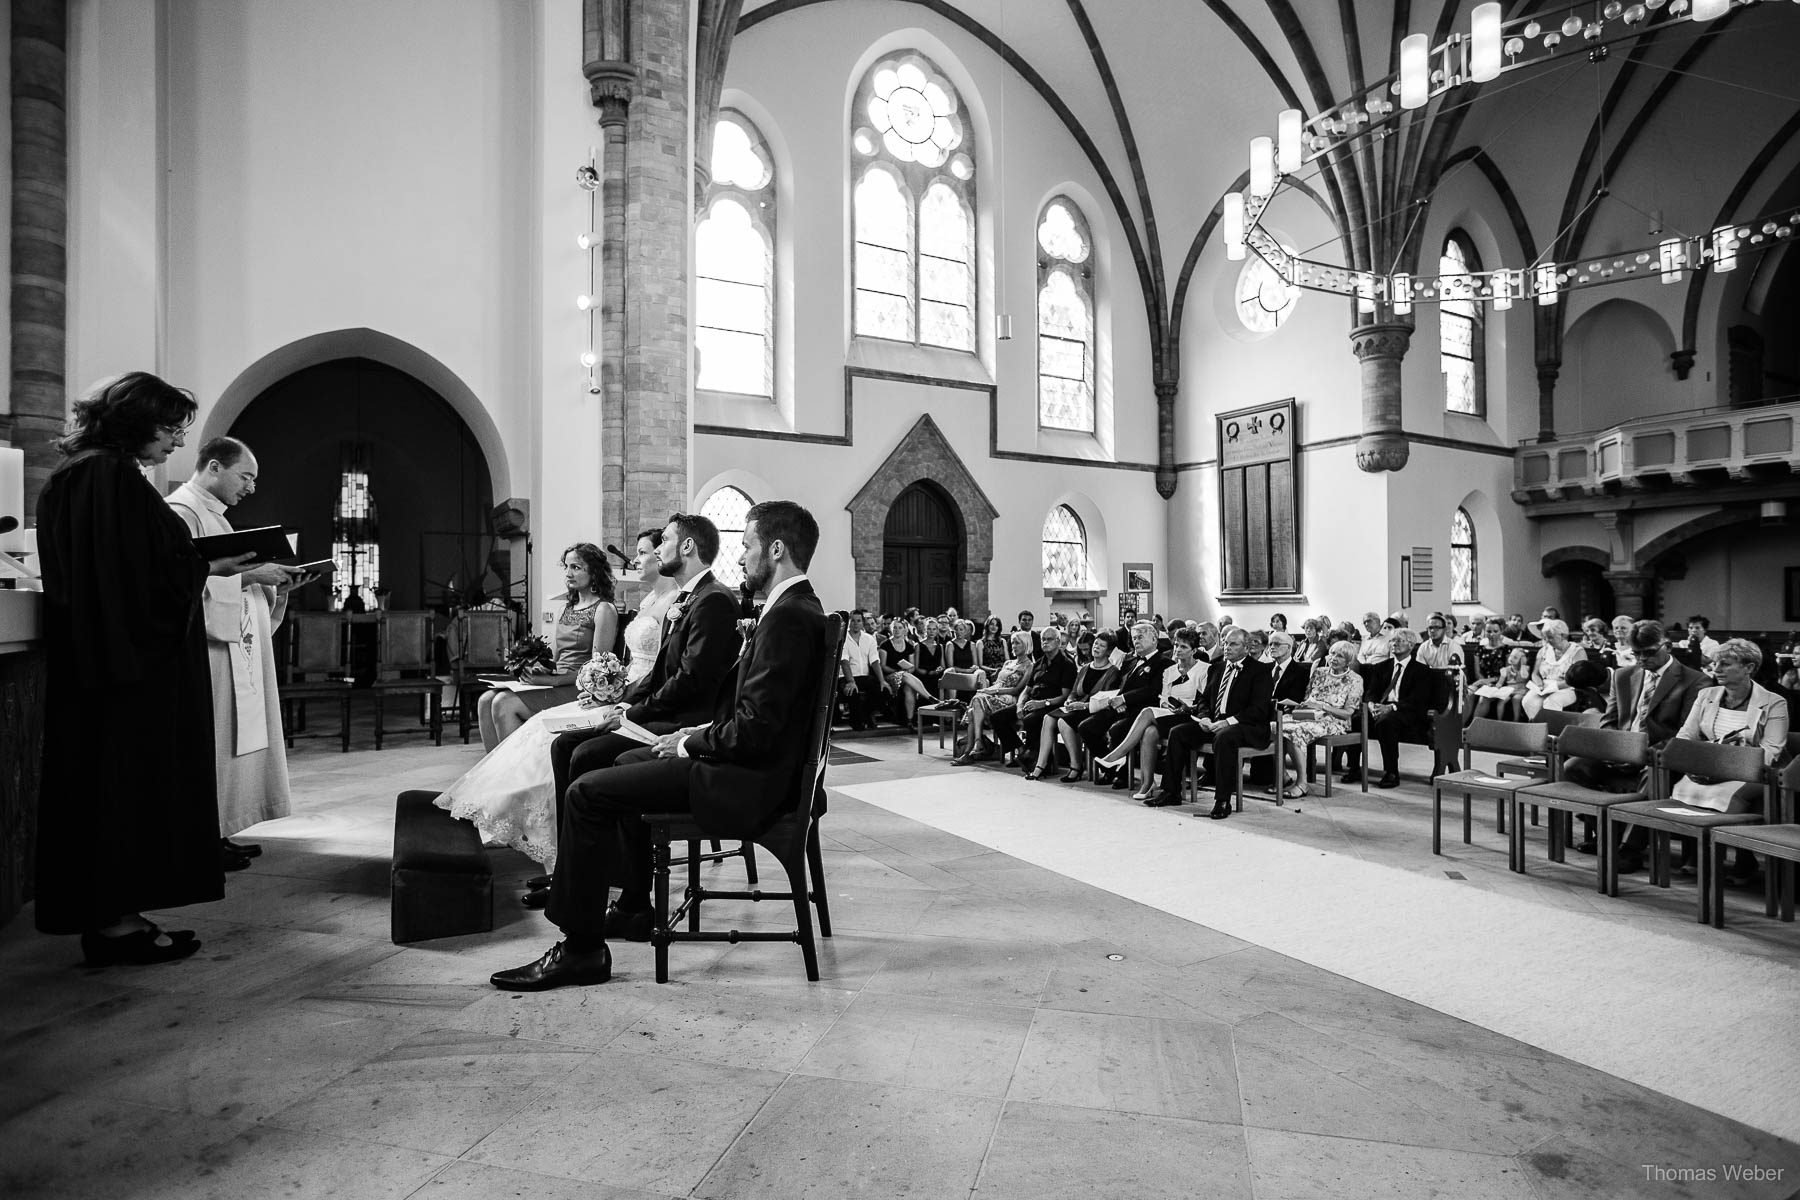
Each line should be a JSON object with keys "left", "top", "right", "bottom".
{"left": 881, "top": 483, "right": 962, "bottom": 613}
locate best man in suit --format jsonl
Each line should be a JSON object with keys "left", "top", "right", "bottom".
{"left": 492, "top": 500, "right": 827, "bottom": 990}
{"left": 1343, "top": 628, "right": 1447, "bottom": 789}
{"left": 528, "top": 513, "right": 741, "bottom": 909}
{"left": 1152, "top": 626, "right": 1274, "bottom": 817}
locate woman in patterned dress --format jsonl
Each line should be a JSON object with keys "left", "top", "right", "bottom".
{"left": 1274, "top": 639, "right": 1365, "bottom": 797}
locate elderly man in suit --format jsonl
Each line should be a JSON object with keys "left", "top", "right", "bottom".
{"left": 1078, "top": 622, "right": 1170, "bottom": 789}
{"left": 1563, "top": 619, "right": 1707, "bottom": 869}
{"left": 1341, "top": 628, "right": 1448, "bottom": 789}
{"left": 525, "top": 513, "right": 741, "bottom": 908}
{"left": 494, "top": 500, "right": 827, "bottom": 990}
{"left": 1151, "top": 626, "right": 1274, "bottom": 817}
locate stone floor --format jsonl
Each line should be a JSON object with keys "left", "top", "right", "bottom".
{"left": 2, "top": 717, "right": 1798, "bottom": 1199}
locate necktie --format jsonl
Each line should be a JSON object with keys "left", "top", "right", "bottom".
{"left": 1272, "top": 663, "right": 1284, "bottom": 694}
{"left": 1632, "top": 668, "right": 1659, "bottom": 732}
{"left": 1387, "top": 660, "right": 1405, "bottom": 704}
{"left": 1218, "top": 663, "right": 1239, "bottom": 711}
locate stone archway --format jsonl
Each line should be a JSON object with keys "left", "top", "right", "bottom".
{"left": 846, "top": 414, "right": 999, "bottom": 614}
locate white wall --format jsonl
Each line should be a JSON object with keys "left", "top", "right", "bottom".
{"left": 1659, "top": 521, "right": 1800, "bottom": 631}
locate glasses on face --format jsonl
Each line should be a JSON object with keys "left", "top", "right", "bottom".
{"left": 158, "top": 424, "right": 188, "bottom": 444}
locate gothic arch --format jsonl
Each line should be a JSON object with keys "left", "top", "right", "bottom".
{"left": 1637, "top": 507, "right": 1758, "bottom": 570}
{"left": 846, "top": 413, "right": 999, "bottom": 613}
{"left": 1540, "top": 545, "right": 1608, "bottom": 576}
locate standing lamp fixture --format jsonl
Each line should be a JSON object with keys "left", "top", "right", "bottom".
{"left": 1225, "top": 0, "right": 1798, "bottom": 312}
{"left": 577, "top": 154, "right": 600, "bottom": 394}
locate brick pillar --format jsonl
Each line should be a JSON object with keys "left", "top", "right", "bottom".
{"left": 1349, "top": 323, "right": 1410, "bottom": 473}
{"left": 9, "top": 0, "right": 68, "bottom": 508}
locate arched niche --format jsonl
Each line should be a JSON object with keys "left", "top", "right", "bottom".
{"left": 1562, "top": 299, "right": 1681, "bottom": 434}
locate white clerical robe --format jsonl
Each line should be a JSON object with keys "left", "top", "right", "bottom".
{"left": 167, "top": 480, "right": 292, "bottom": 836}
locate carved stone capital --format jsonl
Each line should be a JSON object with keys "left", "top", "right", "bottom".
{"left": 1348, "top": 322, "right": 1413, "bottom": 362}
{"left": 1155, "top": 466, "right": 1176, "bottom": 499}
{"left": 1670, "top": 347, "right": 1696, "bottom": 380}
{"left": 1355, "top": 433, "right": 1410, "bottom": 473}
{"left": 584, "top": 61, "right": 637, "bottom": 124}
{"left": 1605, "top": 571, "right": 1656, "bottom": 619}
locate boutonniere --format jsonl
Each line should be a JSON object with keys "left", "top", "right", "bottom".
{"left": 667, "top": 597, "right": 689, "bottom": 625}
{"left": 735, "top": 616, "right": 758, "bottom": 639}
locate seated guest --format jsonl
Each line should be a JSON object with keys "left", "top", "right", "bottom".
{"left": 1563, "top": 658, "right": 1609, "bottom": 713}
{"left": 1467, "top": 646, "right": 1532, "bottom": 724}
{"left": 1073, "top": 627, "right": 1096, "bottom": 664}
{"left": 1246, "top": 628, "right": 1271, "bottom": 662}
{"left": 1013, "top": 609, "right": 1043, "bottom": 658}
{"left": 1414, "top": 613, "right": 1462, "bottom": 672}
{"left": 477, "top": 543, "right": 618, "bottom": 751}
{"left": 1526, "top": 606, "right": 1562, "bottom": 640}
{"left": 976, "top": 616, "right": 1009, "bottom": 679}
{"left": 1463, "top": 617, "right": 1515, "bottom": 723}
{"left": 1611, "top": 615, "right": 1639, "bottom": 667}
{"left": 838, "top": 609, "right": 888, "bottom": 729}
{"left": 914, "top": 618, "right": 946, "bottom": 693}
{"left": 1273, "top": 639, "right": 1363, "bottom": 799}
{"left": 1672, "top": 614, "right": 1724, "bottom": 670}
{"left": 992, "top": 625, "right": 1077, "bottom": 768}
{"left": 952, "top": 631, "right": 1035, "bottom": 764}
{"left": 1150, "top": 627, "right": 1273, "bottom": 816}
{"left": 1342, "top": 629, "right": 1447, "bottom": 789}
{"left": 1079, "top": 622, "right": 1171, "bottom": 787}
{"left": 1095, "top": 627, "right": 1208, "bottom": 800}
{"left": 1521, "top": 618, "right": 1585, "bottom": 718}
{"left": 1671, "top": 639, "right": 1790, "bottom": 881}
{"left": 1502, "top": 612, "right": 1539, "bottom": 645}
{"left": 1356, "top": 612, "right": 1392, "bottom": 666}
{"left": 1255, "top": 631, "right": 1313, "bottom": 795}
{"left": 1191, "top": 620, "right": 1222, "bottom": 663}
{"left": 943, "top": 619, "right": 979, "bottom": 678}
{"left": 1293, "top": 618, "right": 1329, "bottom": 666}
{"left": 1034, "top": 631, "right": 1121, "bottom": 781}
{"left": 1578, "top": 617, "right": 1617, "bottom": 671}
{"left": 1269, "top": 613, "right": 1288, "bottom": 633}
{"left": 492, "top": 500, "right": 825, "bottom": 992}
{"left": 882, "top": 617, "right": 936, "bottom": 721}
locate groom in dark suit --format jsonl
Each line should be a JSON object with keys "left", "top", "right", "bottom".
{"left": 493, "top": 500, "right": 827, "bottom": 990}
{"left": 1152, "top": 626, "right": 1273, "bottom": 817}
{"left": 524, "top": 513, "right": 741, "bottom": 908}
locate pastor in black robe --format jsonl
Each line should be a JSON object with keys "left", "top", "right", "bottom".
{"left": 34, "top": 449, "right": 225, "bottom": 934}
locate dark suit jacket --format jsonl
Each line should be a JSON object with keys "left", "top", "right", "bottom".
{"left": 1268, "top": 658, "right": 1312, "bottom": 707}
{"left": 1360, "top": 655, "right": 1446, "bottom": 721}
{"left": 1117, "top": 650, "right": 1173, "bottom": 716}
{"left": 1198, "top": 656, "right": 1274, "bottom": 741}
{"left": 1600, "top": 660, "right": 1706, "bottom": 746}
{"left": 685, "top": 579, "right": 827, "bottom": 836}
{"left": 625, "top": 570, "right": 743, "bottom": 727}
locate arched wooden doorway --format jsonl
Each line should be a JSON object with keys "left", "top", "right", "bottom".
{"left": 882, "top": 481, "right": 962, "bottom": 615}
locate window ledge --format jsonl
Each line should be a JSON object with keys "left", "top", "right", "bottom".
{"left": 696, "top": 390, "right": 787, "bottom": 433}
{"left": 849, "top": 337, "right": 992, "bottom": 386}
{"left": 1045, "top": 587, "right": 1107, "bottom": 600}
{"left": 1215, "top": 592, "right": 1309, "bottom": 605}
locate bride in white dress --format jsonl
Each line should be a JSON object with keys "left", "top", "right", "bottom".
{"left": 437, "top": 529, "right": 678, "bottom": 867}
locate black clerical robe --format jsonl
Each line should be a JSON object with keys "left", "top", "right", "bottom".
{"left": 34, "top": 449, "right": 225, "bottom": 933}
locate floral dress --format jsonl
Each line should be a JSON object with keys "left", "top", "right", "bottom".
{"left": 1282, "top": 666, "right": 1364, "bottom": 755}
{"left": 972, "top": 656, "right": 1031, "bottom": 715}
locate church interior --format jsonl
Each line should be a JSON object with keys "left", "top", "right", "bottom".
{"left": 3, "top": 0, "right": 1800, "bottom": 1196}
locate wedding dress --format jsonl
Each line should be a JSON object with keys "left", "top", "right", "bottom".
{"left": 435, "top": 586, "right": 677, "bottom": 868}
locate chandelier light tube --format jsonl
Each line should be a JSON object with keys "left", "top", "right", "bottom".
{"left": 1534, "top": 264, "right": 1560, "bottom": 306}
{"left": 1222, "top": 192, "right": 1246, "bottom": 260}
{"left": 1277, "top": 109, "right": 1303, "bottom": 173}
{"left": 1712, "top": 226, "right": 1739, "bottom": 272}
{"left": 1470, "top": 4, "right": 1503, "bottom": 82}
{"left": 1400, "top": 34, "right": 1430, "bottom": 109}
{"left": 1492, "top": 270, "right": 1512, "bottom": 310}
{"left": 1691, "top": 0, "right": 1731, "bottom": 19}
{"left": 1249, "top": 136, "right": 1275, "bottom": 196}
{"left": 1659, "top": 238, "right": 1686, "bottom": 284}
{"left": 1392, "top": 272, "right": 1413, "bottom": 315}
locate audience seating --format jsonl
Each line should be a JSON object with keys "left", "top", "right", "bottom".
{"left": 1433, "top": 719, "right": 1549, "bottom": 870}
{"left": 918, "top": 669, "right": 979, "bottom": 754}
{"left": 1514, "top": 726, "right": 1652, "bottom": 893}
{"left": 639, "top": 613, "right": 845, "bottom": 983}
{"left": 449, "top": 609, "right": 511, "bottom": 743}
{"left": 1306, "top": 702, "right": 1370, "bottom": 798}
{"left": 1232, "top": 709, "right": 1289, "bottom": 811}
{"left": 1710, "top": 756, "right": 1800, "bottom": 928}
{"left": 371, "top": 611, "right": 445, "bottom": 749}
{"left": 277, "top": 611, "right": 352, "bottom": 753}
{"left": 1607, "top": 739, "right": 1769, "bottom": 925}
{"left": 391, "top": 789, "right": 493, "bottom": 943}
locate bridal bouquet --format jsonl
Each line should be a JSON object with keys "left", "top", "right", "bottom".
{"left": 503, "top": 634, "right": 553, "bottom": 676}
{"left": 577, "top": 652, "right": 627, "bottom": 707}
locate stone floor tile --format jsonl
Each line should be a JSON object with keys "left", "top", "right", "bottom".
{"left": 606, "top": 981, "right": 855, "bottom": 1071}
{"left": 795, "top": 990, "right": 1035, "bottom": 1096}
{"left": 124, "top": 1123, "right": 452, "bottom": 1200}
{"left": 409, "top": 1159, "right": 680, "bottom": 1200}
{"left": 693, "top": 1075, "right": 1001, "bottom": 1200}
{"left": 1009, "top": 1007, "right": 1241, "bottom": 1124}
{"left": 1039, "top": 937, "right": 1241, "bottom": 1024}
{"left": 1245, "top": 1126, "right": 1540, "bottom": 1200}
{"left": 0, "top": 1092, "right": 259, "bottom": 1200}
{"left": 974, "top": 1101, "right": 1252, "bottom": 1200}
{"left": 861, "top": 935, "right": 1057, "bottom": 1005}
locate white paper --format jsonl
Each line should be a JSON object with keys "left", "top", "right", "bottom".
{"left": 486, "top": 679, "right": 553, "bottom": 693}
{"left": 1088, "top": 689, "right": 1121, "bottom": 707}
{"left": 539, "top": 702, "right": 621, "bottom": 734}
{"left": 1655, "top": 805, "right": 1715, "bottom": 816}
{"left": 616, "top": 716, "right": 662, "bottom": 746}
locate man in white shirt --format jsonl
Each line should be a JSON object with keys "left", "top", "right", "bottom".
{"left": 1675, "top": 615, "right": 1723, "bottom": 670}
{"left": 839, "top": 608, "right": 888, "bottom": 729}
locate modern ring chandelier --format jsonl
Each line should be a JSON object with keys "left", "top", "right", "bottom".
{"left": 1221, "top": 0, "right": 1800, "bottom": 313}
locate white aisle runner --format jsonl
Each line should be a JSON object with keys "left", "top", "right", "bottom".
{"left": 839, "top": 773, "right": 1800, "bottom": 1143}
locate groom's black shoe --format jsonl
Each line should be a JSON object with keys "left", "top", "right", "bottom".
{"left": 490, "top": 941, "right": 612, "bottom": 991}
{"left": 603, "top": 903, "right": 654, "bottom": 943}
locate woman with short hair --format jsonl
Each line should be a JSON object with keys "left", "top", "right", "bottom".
{"left": 1521, "top": 618, "right": 1586, "bottom": 718}
{"left": 953, "top": 631, "right": 1034, "bottom": 764}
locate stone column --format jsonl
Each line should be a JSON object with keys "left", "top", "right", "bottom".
{"left": 585, "top": 0, "right": 635, "bottom": 547}
{"left": 1605, "top": 572, "right": 1655, "bottom": 620}
{"left": 1535, "top": 361, "right": 1559, "bottom": 443}
{"left": 9, "top": 0, "right": 68, "bottom": 508}
{"left": 1349, "top": 323, "right": 1410, "bottom": 473}
{"left": 1154, "top": 380, "right": 1177, "bottom": 498}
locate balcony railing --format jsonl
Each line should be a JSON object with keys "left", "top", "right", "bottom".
{"left": 1513, "top": 401, "right": 1800, "bottom": 503}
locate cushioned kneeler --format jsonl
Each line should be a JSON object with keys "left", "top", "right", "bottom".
{"left": 391, "top": 789, "right": 493, "bottom": 943}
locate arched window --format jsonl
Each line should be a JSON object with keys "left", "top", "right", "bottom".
{"left": 1235, "top": 246, "right": 1298, "bottom": 333}
{"left": 1042, "top": 504, "right": 1090, "bottom": 589}
{"left": 700, "top": 485, "right": 753, "bottom": 589}
{"left": 852, "top": 53, "right": 976, "bottom": 352}
{"left": 696, "top": 111, "right": 775, "bottom": 397}
{"left": 1450, "top": 506, "right": 1477, "bottom": 603}
{"left": 1441, "top": 233, "right": 1486, "bottom": 416}
{"left": 331, "top": 445, "right": 380, "bottom": 610}
{"left": 1038, "top": 197, "right": 1095, "bottom": 431}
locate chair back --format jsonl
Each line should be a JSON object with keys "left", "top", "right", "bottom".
{"left": 1779, "top": 754, "right": 1800, "bottom": 823}
{"left": 794, "top": 614, "right": 848, "bottom": 822}
{"left": 289, "top": 612, "right": 345, "bottom": 679}
{"left": 378, "top": 611, "right": 436, "bottom": 677}
{"left": 459, "top": 610, "right": 510, "bottom": 672}
{"left": 1553, "top": 725, "right": 1650, "bottom": 767}
{"left": 939, "top": 669, "right": 980, "bottom": 697}
{"left": 1660, "top": 738, "right": 1767, "bottom": 789}
{"left": 1464, "top": 717, "right": 1549, "bottom": 758}
{"left": 1541, "top": 708, "right": 1601, "bottom": 737}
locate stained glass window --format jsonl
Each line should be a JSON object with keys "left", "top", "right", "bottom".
{"left": 1441, "top": 234, "right": 1484, "bottom": 416}
{"left": 851, "top": 52, "right": 976, "bottom": 352}
{"left": 700, "top": 485, "right": 752, "bottom": 589}
{"left": 1236, "top": 247, "right": 1297, "bottom": 333}
{"left": 696, "top": 111, "right": 775, "bottom": 397}
{"left": 1450, "top": 506, "right": 1477, "bottom": 603}
{"left": 331, "top": 446, "right": 380, "bottom": 609}
{"left": 1042, "top": 505, "right": 1090, "bottom": 589}
{"left": 1037, "top": 197, "right": 1094, "bottom": 431}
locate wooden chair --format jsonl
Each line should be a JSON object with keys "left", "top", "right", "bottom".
{"left": 1432, "top": 719, "right": 1548, "bottom": 870}
{"left": 1305, "top": 702, "right": 1370, "bottom": 798}
{"left": 1710, "top": 756, "right": 1800, "bottom": 929}
{"left": 1232, "top": 709, "right": 1289, "bottom": 811}
{"left": 1495, "top": 708, "right": 1599, "bottom": 782}
{"left": 370, "top": 611, "right": 444, "bottom": 749}
{"left": 1608, "top": 739, "right": 1769, "bottom": 925}
{"left": 1514, "top": 726, "right": 1651, "bottom": 893}
{"left": 641, "top": 613, "right": 845, "bottom": 983}
{"left": 449, "top": 609, "right": 511, "bottom": 743}
{"left": 277, "top": 611, "right": 351, "bottom": 752}
{"left": 918, "top": 669, "right": 979, "bottom": 754}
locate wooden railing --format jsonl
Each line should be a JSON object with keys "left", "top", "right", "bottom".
{"left": 1514, "top": 401, "right": 1800, "bottom": 502}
